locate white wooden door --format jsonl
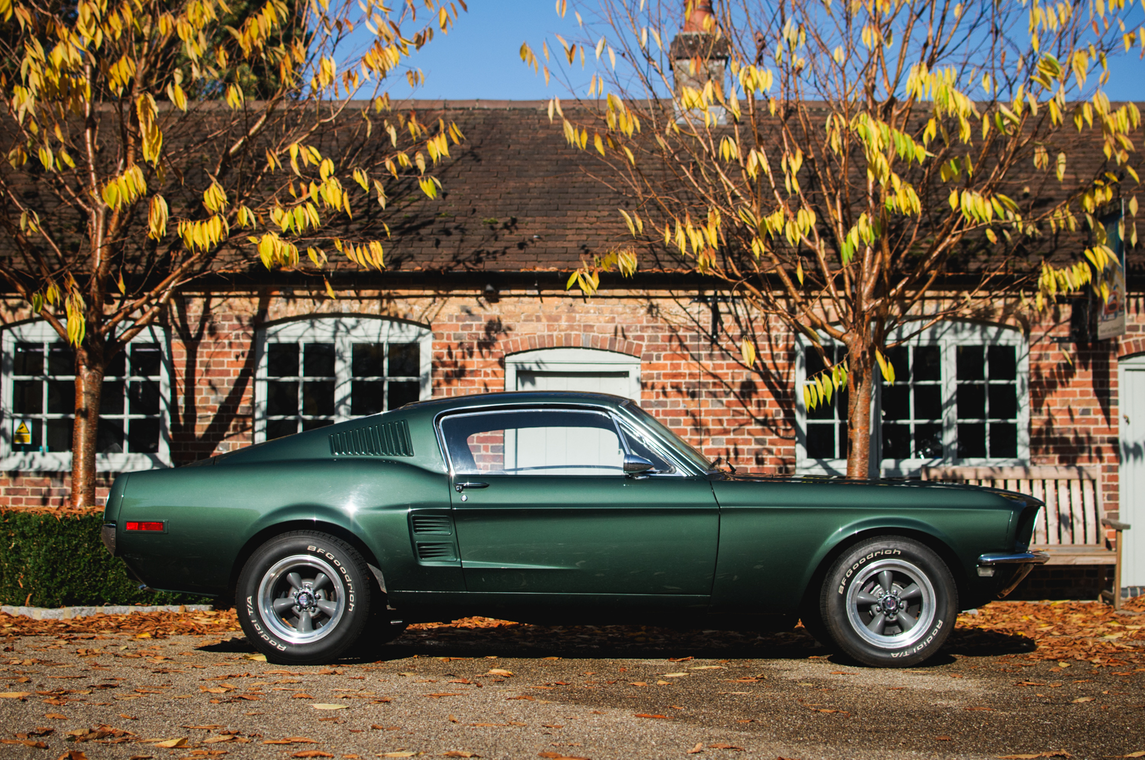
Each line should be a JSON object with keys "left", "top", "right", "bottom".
{"left": 1119, "top": 357, "right": 1145, "bottom": 586}
{"left": 505, "top": 348, "right": 641, "bottom": 399}
{"left": 515, "top": 368, "right": 631, "bottom": 396}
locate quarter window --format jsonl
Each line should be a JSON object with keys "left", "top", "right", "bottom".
{"left": 257, "top": 318, "right": 430, "bottom": 441}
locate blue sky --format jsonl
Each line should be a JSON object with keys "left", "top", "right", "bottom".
{"left": 396, "top": 3, "right": 574, "bottom": 101}
{"left": 391, "top": 2, "right": 1145, "bottom": 102}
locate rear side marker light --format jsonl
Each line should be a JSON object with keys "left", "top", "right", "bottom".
{"left": 125, "top": 521, "right": 165, "bottom": 532}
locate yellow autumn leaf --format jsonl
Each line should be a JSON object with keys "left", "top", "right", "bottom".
{"left": 741, "top": 339, "right": 756, "bottom": 368}
{"left": 875, "top": 350, "right": 896, "bottom": 384}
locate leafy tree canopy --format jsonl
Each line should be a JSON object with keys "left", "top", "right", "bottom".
{"left": 524, "top": 0, "right": 1143, "bottom": 476}
{"left": 0, "top": 0, "right": 468, "bottom": 506}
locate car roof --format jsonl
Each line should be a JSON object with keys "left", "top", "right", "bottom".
{"left": 399, "top": 390, "right": 631, "bottom": 415}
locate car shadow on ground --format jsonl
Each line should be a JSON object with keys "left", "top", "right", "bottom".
{"left": 370, "top": 626, "right": 822, "bottom": 663}
{"left": 195, "top": 621, "right": 1036, "bottom": 666}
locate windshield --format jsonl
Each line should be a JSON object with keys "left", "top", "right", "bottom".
{"left": 620, "top": 400, "right": 714, "bottom": 473}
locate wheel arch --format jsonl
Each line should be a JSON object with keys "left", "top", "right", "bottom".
{"left": 224, "top": 519, "right": 386, "bottom": 608}
{"left": 800, "top": 525, "right": 967, "bottom": 615}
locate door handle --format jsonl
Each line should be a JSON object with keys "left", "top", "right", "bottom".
{"left": 455, "top": 481, "right": 489, "bottom": 492}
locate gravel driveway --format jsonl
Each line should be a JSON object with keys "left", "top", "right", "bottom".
{"left": 1, "top": 613, "right": 1143, "bottom": 760}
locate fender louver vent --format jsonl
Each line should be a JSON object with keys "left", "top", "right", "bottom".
{"left": 329, "top": 420, "right": 413, "bottom": 457}
{"left": 416, "top": 543, "right": 456, "bottom": 561}
{"left": 412, "top": 515, "right": 453, "bottom": 535}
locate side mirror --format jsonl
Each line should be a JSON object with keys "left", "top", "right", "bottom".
{"left": 623, "top": 454, "right": 655, "bottom": 476}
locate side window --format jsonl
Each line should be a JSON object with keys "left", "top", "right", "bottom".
{"left": 2, "top": 322, "right": 170, "bottom": 471}
{"left": 441, "top": 409, "right": 625, "bottom": 476}
{"left": 257, "top": 318, "right": 430, "bottom": 442}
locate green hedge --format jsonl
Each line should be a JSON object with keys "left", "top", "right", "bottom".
{"left": 0, "top": 510, "right": 206, "bottom": 607}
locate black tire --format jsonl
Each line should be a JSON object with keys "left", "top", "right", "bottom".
{"left": 820, "top": 537, "right": 957, "bottom": 667}
{"left": 236, "top": 531, "right": 371, "bottom": 665}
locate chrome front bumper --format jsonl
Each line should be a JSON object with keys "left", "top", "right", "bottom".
{"left": 977, "top": 551, "right": 1051, "bottom": 598}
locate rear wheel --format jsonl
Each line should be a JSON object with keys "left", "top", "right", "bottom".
{"left": 236, "top": 531, "right": 370, "bottom": 665}
{"left": 820, "top": 537, "right": 957, "bottom": 667}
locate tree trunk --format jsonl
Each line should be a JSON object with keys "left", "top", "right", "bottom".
{"left": 845, "top": 337, "right": 875, "bottom": 480}
{"left": 70, "top": 343, "right": 105, "bottom": 510}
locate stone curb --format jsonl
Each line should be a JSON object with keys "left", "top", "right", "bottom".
{"left": 1, "top": 604, "right": 214, "bottom": 620}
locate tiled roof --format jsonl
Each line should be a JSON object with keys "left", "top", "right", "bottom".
{"left": 374, "top": 101, "right": 639, "bottom": 274}
{"left": 1, "top": 100, "right": 1140, "bottom": 285}
{"left": 351, "top": 100, "right": 1144, "bottom": 280}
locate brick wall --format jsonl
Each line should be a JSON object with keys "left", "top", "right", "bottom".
{"left": 0, "top": 287, "right": 1128, "bottom": 532}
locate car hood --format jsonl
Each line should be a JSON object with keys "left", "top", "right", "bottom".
{"left": 709, "top": 473, "right": 1041, "bottom": 510}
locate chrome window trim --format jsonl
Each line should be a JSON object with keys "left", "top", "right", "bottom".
{"left": 433, "top": 402, "right": 700, "bottom": 479}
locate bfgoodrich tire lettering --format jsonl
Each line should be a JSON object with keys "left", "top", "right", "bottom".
{"left": 820, "top": 537, "right": 957, "bottom": 667}
{"left": 236, "top": 531, "right": 371, "bottom": 665}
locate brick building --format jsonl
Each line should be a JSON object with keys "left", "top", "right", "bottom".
{"left": 0, "top": 92, "right": 1141, "bottom": 598}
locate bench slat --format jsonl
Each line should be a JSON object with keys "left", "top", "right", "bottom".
{"left": 1048, "top": 479, "right": 1064, "bottom": 544}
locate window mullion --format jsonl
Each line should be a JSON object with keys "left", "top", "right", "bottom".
{"left": 942, "top": 341, "right": 956, "bottom": 462}
{"left": 334, "top": 338, "right": 352, "bottom": 422}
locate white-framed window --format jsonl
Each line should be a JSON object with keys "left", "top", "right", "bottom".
{"left": 796, "top": 322, "right": 1029, "bottom": 476}
{"left": 255, "top": 316, "right": 432, "bottom": 442}
{"left": 0, "top": 320, "right": 172, "bottom": 472}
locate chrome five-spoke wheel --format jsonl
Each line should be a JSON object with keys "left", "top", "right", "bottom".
{"left": 236, "top": 531, "right": 371, "bottom": 664}
{"left": 258, "top": 555, "right": 347, "bottom": 645}
{"left": 821, "top": 536, "right": 957, "bottom": 667}
{"left": 844, "top": 558, "right": 936, "bottom": 650}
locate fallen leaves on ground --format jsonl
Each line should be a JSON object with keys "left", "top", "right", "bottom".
{"left": 950, "top": 596, "right": 1145, "bottom": 666}
{"left": 0, "top": 597, "right": 1141, "bottom": 667}
{"left": 0, "top": 608, "right": 240, "bottom": 638}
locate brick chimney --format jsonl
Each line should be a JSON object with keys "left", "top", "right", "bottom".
{"left": 670, "top": 0, "right": 731, "bottom": 111}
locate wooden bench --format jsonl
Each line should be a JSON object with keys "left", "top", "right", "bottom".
{"left": 920, "top": 465, "right": 1130, "bottom": 607}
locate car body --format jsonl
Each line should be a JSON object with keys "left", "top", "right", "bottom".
{"left": 102, "top": 391, "right": 1047, "bottom": 666}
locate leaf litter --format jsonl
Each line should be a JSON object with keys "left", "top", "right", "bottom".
{"left": 4, "top": 599, "right": 1143, "bottom": 672}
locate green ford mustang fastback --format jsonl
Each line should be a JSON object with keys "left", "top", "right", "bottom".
{"left": 102, "top": 391, "right": 1047, "bottom": 667}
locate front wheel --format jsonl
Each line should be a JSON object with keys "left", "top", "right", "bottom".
{"left": 820, "top": 537, "right": 957, "bottom": 667}
{"left": 236, "top": 531, "right": 371, "bottom": 665}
